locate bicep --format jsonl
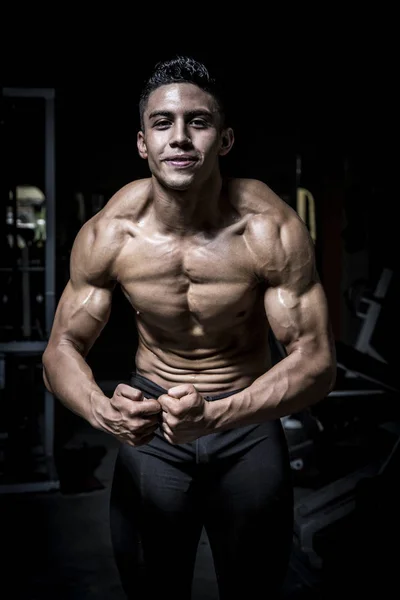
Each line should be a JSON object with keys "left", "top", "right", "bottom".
{"left": 264, "top": 280, "right": 332, "bottom": 357}
{"left": 261, "top": 209, "right": 333, "bottom": 357}
{"left": 47, "top": 218, "right": 118, "bottom": 356}
{"left": 48, "top": 279, "right": 114, "bottom": 356}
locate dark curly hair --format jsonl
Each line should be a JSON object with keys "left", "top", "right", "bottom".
{"left": 139, "top": 56, "right": 226, "bottom": 130}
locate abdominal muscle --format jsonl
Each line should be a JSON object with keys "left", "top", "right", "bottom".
{"left": 133, "top": 314, "right": 272, "bottom": 394}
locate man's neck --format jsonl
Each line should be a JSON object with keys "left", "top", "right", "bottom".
{"left": 151, "top": 172, "right": 225, "bottom": 236}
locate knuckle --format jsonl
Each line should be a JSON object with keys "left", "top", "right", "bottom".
{"left": 167, "top": 414, "right": 177, "bottom": 428}
{"left": 115, "top": 384, "right": 142, "bottom": 400}
{"left": 167, "top": 405, "right": 177, "bottom": 417}
{"left": 110, "top": 392, "right": 120, "bottom": 407}
{"left": 131, "top": 418, "right": 141, "bottom": 430}
{"left": 170, "top": 404, "right": 183, "bottom": 417}
{"left": 115, "top": 383, "right": 125, "bottom": 394}
{"left": 132, "top": 389, "right": 143, "bottom": 400}
{"left": 174, "top": 407, "right": 185, "bottom": 420}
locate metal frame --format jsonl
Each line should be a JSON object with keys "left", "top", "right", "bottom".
{"left": 0, "top": 88, "right": 59, "bottom": 494}
{"left": 292, "top": 266, "right": 397, "bottom": 568}
{"left": 293, "top": 459, "right": 383, "bottom": 568}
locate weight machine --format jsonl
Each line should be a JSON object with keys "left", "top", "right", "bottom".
{"left": 0, "top": 87, "right": 59, "bottom": 493}
{"left": 290, "top": 267, "right": 399, "bottom": 579}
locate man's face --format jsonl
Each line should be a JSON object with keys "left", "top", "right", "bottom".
{"left": 137, "top": 83, "right": 232, "bottom": 191}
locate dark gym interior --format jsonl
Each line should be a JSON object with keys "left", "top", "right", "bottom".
{"left": 1, "top": 39, "right": 399, "bottom": 599}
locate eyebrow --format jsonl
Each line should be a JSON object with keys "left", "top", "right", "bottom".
{"left": 148, "top": 109, "right": 215, "bottom": 121}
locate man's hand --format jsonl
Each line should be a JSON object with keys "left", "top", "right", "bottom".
{"left": 158, "top": 384, "right": 212, "bottom": 444}
{"left": 90, "top": 383, "right": 161, "bottom": 446}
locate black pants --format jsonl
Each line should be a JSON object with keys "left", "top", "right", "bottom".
{"left": 110, "top": 374, "right": 294, "bottom": 599}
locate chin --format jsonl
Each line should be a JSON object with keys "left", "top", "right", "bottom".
{"left": 162, "top": 174, "right": 194, "bottom": 191}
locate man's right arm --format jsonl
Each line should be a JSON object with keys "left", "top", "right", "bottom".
{"left": 42, "top": 219, "right": 116, "bottom": 426}
{"left": 43, "top": 217, "right": 162, "bottom": 446}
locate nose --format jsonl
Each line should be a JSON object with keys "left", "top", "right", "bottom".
{"left": 170, "top": 121, "right": 192, "bottom": 147}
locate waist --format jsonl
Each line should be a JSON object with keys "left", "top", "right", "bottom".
{"left": 131, "top": 372, "right": 245, "bottom": 401}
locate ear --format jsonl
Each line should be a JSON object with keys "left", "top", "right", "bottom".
{"left": 219, "top": 127, "right": 234, "bottom": 156}
{"left": 137, "top": 131, "right": 148, "bottom": 159}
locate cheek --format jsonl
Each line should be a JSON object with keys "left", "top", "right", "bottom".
{"left": 202, "top": 133, "right": 221, "bottom": 152}
{"left": 201, "top": 138, "right": 220, "bottom": 161}
{"left": 147, "top": 137, "right": 167, "bottom": 159}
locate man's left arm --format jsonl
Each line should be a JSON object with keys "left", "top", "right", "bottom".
{"left": 208, "top": 212, "right": 337, "bottom": 431}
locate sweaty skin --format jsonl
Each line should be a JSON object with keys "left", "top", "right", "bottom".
{"left": 43, "top": 83, "right": 336, "bottom": 446}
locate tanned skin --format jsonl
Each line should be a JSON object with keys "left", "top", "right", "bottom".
{"left": 42, "top": 83, "right": 336, "bottom": 447}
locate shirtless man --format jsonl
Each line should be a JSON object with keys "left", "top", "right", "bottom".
{"left": 42, "top": 56, "right": 336, "bottom": 599}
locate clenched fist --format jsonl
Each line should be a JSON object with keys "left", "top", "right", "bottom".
{"left": 90, "top": 383, "right": 161, "bottom": 446}
{"left": 158, "top": 383, "right": 213, "bottom": 444}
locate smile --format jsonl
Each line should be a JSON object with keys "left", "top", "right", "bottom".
{"left": 165, "top": 161, "right": 196, "bottom": 169}
{"left": 163, "top": 156, "right": 198, "bottom": 169}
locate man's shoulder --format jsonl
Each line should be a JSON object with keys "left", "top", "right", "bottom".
{"left": 75, "top": 178, "right": 151, "bottom": 244}
{"left": 70, "top": 178, "right": 151, "bottom": 279}
{"left": 228, "top": 177, "right": 297, "bottom": 230}
{"left": 101, "top": 178, "right": 151, "bottom": 220}
{"left": 228, "top": 178, "right": 313, "bottom": 274}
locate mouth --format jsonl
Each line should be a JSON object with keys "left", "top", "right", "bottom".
{"left": 163, "top": 155, "right": 198, "bottom": 169}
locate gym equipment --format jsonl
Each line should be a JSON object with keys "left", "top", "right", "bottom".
{"left": 2, "top": 184, "right": 47, "bottom": 340}
{"left": 290, "top": 266, "right": 399, "bottom": 574}
{"left": 0, "top": 87, "right": 59, "bottom": 494}
{"left": 284, "top": 267, "right": 398, "bottom": 448}
{"left": 334, "top": 267, "right": 397, "bottom": 394}
{"left": 292, "top": 427, "right": 396, "bottom": 568}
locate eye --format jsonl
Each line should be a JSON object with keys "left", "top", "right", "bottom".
{"left": 154, "top": 119, "right": 171, "bottom": 129}
{"left": 190, "top": 119, "right": 208, "bottom": 128}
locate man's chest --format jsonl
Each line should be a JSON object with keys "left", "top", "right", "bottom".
{"left": 115, "top": 233, "right": 260, "bottom": 325}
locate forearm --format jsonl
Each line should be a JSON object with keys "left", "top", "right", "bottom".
{"left": 209, "top": 350, "right": 336, "bottom": 431}
{"left": 42, "top": 343, "right": 105, "bottom": 427}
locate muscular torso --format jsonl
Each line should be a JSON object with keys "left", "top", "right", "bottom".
{"left": 97, "top": 179, "right": 284, "bottom": 393}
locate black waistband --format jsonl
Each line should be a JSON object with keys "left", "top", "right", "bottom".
{"left": 130, "top": 373, "right": 244, "bottom": 401}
